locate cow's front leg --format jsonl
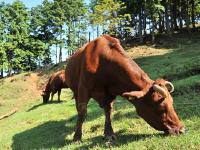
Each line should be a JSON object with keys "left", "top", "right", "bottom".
{"left": 104, "top": 101, "right": 116, "bottom": 140}
{"left": 73, "top": 87, "right": 89, "bottom": 142}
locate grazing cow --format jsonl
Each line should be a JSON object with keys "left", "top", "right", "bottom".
{"left": 65, "top": 35, "right": 185, "bottom": 141}
{"left": 42, "top": 70, "right": 68, "bottom": 103}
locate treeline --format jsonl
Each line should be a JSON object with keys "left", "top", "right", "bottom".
{"left": 0, "top": 0, "right": 86, "bottom": 77}
{"left": 122, "top": 0, "right": 200, "bottom": 43}
{"left": 89, "top": 0, "right": 200, "bottom": 43}
{"left": 0, "top": 0, "right": 200, "bottom": 78}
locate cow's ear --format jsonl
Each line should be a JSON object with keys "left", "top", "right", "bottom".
{"left": 85, "top": 40, "right": 99, "bottom": 73}
{"left": 122, "top": 91, "right": 145, "bottom": 100}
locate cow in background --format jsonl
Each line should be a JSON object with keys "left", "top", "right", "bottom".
{"left": 42, "top": 70, "right": 68, "bottom": 103}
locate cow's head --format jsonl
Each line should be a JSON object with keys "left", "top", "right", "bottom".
{"left": 41, "top": 90, "right": 50, "bottom": 103}
{"left": 123, "top": 79, "right": 185, "bottom": 135}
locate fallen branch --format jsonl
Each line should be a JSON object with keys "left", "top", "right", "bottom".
{"left": 0, "top": 108, "right": 17, "bottom": 120}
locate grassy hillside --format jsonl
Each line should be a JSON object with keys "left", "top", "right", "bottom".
{"left": 0, "top": 73, "right": 40, "bottom": 116}
{"left": 0, "top": 32, "right": 200, "bottom": 150}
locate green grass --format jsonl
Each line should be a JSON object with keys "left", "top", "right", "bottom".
{"left": 0, "top": 32, "right": 200, "bottom": 150}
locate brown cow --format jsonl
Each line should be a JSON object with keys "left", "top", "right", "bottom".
{"left": 42, "top": 70, "right": 68, "bottom": 103}
{"left": 65, "top": 35, "right": 185, "bottom": 141}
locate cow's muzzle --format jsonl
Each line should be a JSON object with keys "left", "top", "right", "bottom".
{"left": 165, "top": 126, "right": 186, "bottom": 135}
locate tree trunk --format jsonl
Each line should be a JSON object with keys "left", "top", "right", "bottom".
{"left": 191, "top": 0, "right": 195, "bottom": 28}
{"left": 151, "top": 21, "right": 155, "bottom": 43}
{"left": 185, "top": 0, "right": 191, "bottom": 32}
{"left": 28, "top": 56, "right": 31, "bottom": 71}
{"left": 138, "top": 4, "right": 143, "bottom": 44}
{"left": 179, "top": 15, "right": 183, "bottom": 29}
{"left": 47, "top": 46, "right": 51, "bottom": 64}
{"left": 165, "top": 1, "right": 171, "bottom": 34}
{"left": 89, "top": 32, "right": 91, "bottom": 42}
{"left": 77, "top": 30, "right": 80, "bottom": 47}
{"left": 0, "top": 59, "right": 3, "bottom": 78}
{"left": 172, "top": 0, "right": 178, "bottom": 31}
{"left": 59, "top": 45, "right": 62, "bottom": 62}
{"left": 97, "top": 25, "right": 99, "bottom": 37}
{"left": 38, "top": 57, "right": 41, "bottom": 68}
{"left": 8, "top": 67, "right": 12, "bottom": 77}
{"left": 6, "top": 50, "right": 12, "bottom": 76}
{"left": 0, "top": 68, "right": 3, "bottom": 78}
{"left": 59, "top": 26, "right": 62, "bottom": 62}
{"left": 143, "top": 12, "right": 147, "bottom": 35}
{"left": 178, "top": 0, "right": 184, "bottom": 29}
{"left": 158, "top": 13, "right": 163, "bottom": 33}
{"left": 56, "top": 43, "right": 58, "bottom": 64}
{"left": 68, "top": 25, "right": 71, "bottom": 56}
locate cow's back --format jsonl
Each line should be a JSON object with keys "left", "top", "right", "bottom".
{"left": 65, "top": 35, "right": 152, "bottom": 99}
{"left": 48, "top": 70, "right": 67, "bottom": 91}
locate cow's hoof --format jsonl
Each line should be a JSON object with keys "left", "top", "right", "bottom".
{"left": 104, "top": 134, "right": 116, "bottom": 141}
{"left": 73, "top": 137, "right": 82, "bottom": 143}
{"left": 73, "top": 134, "right": 82, "bottom": 142}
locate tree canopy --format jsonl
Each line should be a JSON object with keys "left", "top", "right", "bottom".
{"left": 0, "top": 0, "right": 200, "bottom": 77}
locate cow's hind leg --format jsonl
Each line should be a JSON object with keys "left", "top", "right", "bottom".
{"left": 104, "top": 101, "right": 116, "bottom": 140}
{"left": 73, "top": 87, "right": 89, "bottom": 142}
{"left": 57, "top": 89, "right": 61, "bottom": 102}
{"left": 51, "top": 92, "right": 55, "bottom": 101}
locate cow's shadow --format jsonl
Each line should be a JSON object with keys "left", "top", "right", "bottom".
{"left": 11, "top": 118, "right": 165, "bottom": 150}
{"left": 78, "top": 131, "right": 165, "bottom": 150}
{"left": 27, "top": 100, "right": 65, "bottom": 112}
{"left": 11, "top": 120, "right": 74, "bottom": 150}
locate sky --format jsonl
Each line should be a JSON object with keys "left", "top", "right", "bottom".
{"left": 2, "top": 0, "right": 90, "bottom": 8}
{"left": 2, "top": 0, "right": 44, "bottom": 8}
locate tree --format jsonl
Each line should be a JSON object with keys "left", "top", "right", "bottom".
{"left": 1, "top": 1, "right": 31, "bottom": 74}
{"left": 0, "top": 2, "right": 5, "bottom": 78}
{"left": 30, "top": 0, "right": 54, "bottom": 65}
{"left": 146, "top": 0, "right": 164, "bottom": 42}
{"left": 89, "top": 0, "right": 129, "bottom": 37}
{"left": 50, "top": 0, "right": 86, "bottom": 62}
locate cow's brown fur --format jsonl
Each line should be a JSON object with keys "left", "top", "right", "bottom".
{"left": 65, "top": 35, "right": 184, "bottom": 141}
{"left": 42, "top": 70, "right": 68, "bottom": 103}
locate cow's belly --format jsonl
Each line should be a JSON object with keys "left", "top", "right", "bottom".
{"left": 90, "top": 86, "right": 115, "bottom": 108}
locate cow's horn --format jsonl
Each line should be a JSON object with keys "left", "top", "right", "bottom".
{"left": 153, "top": 84, "right": 167, "bottom": 98}
{"left": 165, "top": 81, "right": 174, "bottom": 93}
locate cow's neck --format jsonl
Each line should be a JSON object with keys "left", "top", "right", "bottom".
{"left": 117, "top": 57, "right": 154, "bottom": 92}
{"left": 44, "top": 84, "right": 51, "bottom": 94}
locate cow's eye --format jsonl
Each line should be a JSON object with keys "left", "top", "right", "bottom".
{"left": 157, "top": 105, "right": 167, "bottom": 114}
{"left": 159, "top": 107, "right": 167, "bottom": 114}
{"left": 160, "top": 109, "right": 166, "bottom": 114}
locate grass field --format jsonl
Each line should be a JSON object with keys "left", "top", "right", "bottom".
{"left": 0, "top": 32, "right": 200, "bottom": 150}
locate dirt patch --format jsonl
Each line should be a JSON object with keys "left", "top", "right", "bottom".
{"left": 126, "top": 45, "right": 171, "bottom": 59}
{"left": 15, "top": 73, "right": 41, "bottom": 109}
{"left": 25, "top": 73, "right": 41, "bottom": 97}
